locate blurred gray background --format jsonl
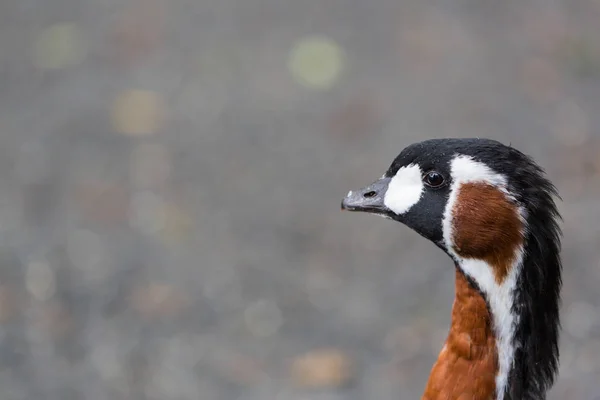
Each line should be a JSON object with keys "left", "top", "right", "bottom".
{"left": 1, "top": 0, "right": 599, "bottom": 399}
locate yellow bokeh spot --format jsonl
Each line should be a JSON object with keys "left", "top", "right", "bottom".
{"left": 111, "top": 90, "right": 166, "bottom": 136}
{"left": 288, "top": 36, "right": 344, "bottom": 90}
{"left": 33, "top": 23, "right": 85, "bottom": 70}
{"left": 161, "top": 203, "right": 193, "bottom": 245}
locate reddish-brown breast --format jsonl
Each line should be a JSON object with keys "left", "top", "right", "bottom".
{"left": 421, "top": 268, "right": 498, "bottom": 400}
{"left": 451, "top": 182, "right": 524, "bottom": 284}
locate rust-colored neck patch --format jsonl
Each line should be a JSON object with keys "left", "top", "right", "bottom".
{"left": 422, "top": 268, "right": 498, "bottom": 400}
{"left": 451, "top": 182, "right": 524, "bottom": 283}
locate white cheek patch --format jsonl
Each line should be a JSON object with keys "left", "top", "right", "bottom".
{"left": 441, "top": 154, "right": 524, "bottom": 400}
{"left": 383, "top": 164, "right": 423, "bottom": 215}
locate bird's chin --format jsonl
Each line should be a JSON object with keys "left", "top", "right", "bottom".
{"left": 372, "top": 213, "right": 394, "bottom": 220}
{"left": 370, "top": 211, "right": 395, "bottom": 220}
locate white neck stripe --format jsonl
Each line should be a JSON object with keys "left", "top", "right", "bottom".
{"left": 441, "top": 155, "right": 524, "bottom": 400}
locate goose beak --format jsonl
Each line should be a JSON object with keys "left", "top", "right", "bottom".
{"left": 341, "top": 177, "right": 391, "bottom": 215}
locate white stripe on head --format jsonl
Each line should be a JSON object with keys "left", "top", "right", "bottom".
{"left": 383, "top": 164, "right": 423, "bottom": 215}
{"left": 442, "top": 155, "right": 510, "bottom": 253}
{"left": 448, "top": 154, "right": 508, "bottom": 187}
{"left": 442, "top": 155, "right": 525, "bottom": 400}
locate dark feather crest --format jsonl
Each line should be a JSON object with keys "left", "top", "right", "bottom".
{"left": 496, "top": 148, "right": 562, "bottom": 400}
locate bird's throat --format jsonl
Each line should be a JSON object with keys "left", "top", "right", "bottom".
{"left": 421, "top": 268, "right": 499, "bottom": 400}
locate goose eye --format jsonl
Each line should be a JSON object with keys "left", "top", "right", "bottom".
{"left": 423, "top": 171, "right": 445, "bottom": 187}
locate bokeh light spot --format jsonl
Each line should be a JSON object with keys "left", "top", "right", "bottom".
{"left": 111, "top": 90, "right": 166, "bottom": 136}
{"left": 290, "top": 348, "right": 355, "bottom": 388}
{"left": 161, "top": 204, "right": 193, "bottom": 245}
{"left": 33, "top": 23, "right": 85, "bottom": 70}
{"left": 288, "top": 36, "right": 344, "bottom": 90}
{"left": 26, "top": 261, "right": 55, "bottom": 302}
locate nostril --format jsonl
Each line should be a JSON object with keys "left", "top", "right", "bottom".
{"left": 363, "top": 191, "right": 377, "bottom": 198}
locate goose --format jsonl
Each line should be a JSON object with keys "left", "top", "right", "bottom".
{"left": 341, "top": 138, "right": 562, "bottom": 400}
